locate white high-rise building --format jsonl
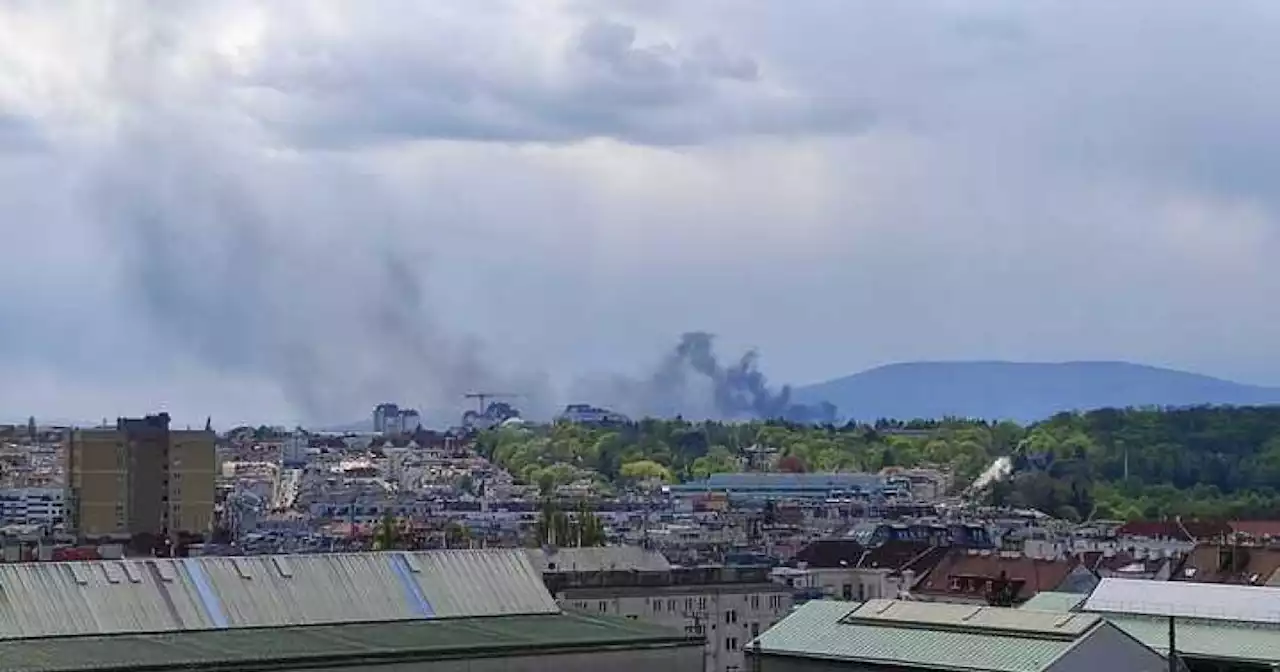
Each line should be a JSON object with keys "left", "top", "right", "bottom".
{"left": 0, "top": 487, "right": 66, "bottom": 527}
{"left": 373, "top": 403, "right": 400, "bottom": 433}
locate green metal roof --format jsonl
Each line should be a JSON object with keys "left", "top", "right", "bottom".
{"left": 748, "top": 600, "right": 1092, "bottom": 672}
{"left": 1103, "top": 615, "right": 1280, "bottom": 666}
{"left": 1012, "top": 583, "right": 1280, "bottom": 665}
{"left": 1019, "top": 592, "right": 1087, "bottom": 612}
{"left": 0, "top": 612, "right": 698, "bottom": 672}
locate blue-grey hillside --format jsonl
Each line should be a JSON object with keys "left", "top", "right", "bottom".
{"left": 793, "top": 361, "right": 1280, "bottom": 423}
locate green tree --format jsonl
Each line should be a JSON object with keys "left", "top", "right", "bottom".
{"left": 619, "top": 459, "right": 673, "bottom": 483}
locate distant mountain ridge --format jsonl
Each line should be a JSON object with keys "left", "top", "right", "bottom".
{"left": 793, "top": 361, "right": 1280, "bottom": 424}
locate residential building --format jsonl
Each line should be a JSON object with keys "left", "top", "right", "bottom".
{"left": 746, "top": 599, "right": 1168, "bottom": 672}
{"left": 64, "top": 414, "right": 215, "bottom": 542}
{"left": 373, "top": 403, "right": 400, "bottom": 434}
{"left": 910, "top": 548, "right": 1093, "bottom": 605}
{"left": 787, "top": 539, "right": 948, "bottom": 601}
{"left": 0, "top": 549, "right": 703, "bottom": 672}
{"left": 1080, "top": 550, "right": 1175, "bottom": 581}
{"left": 0, "top": 488, "right": 64, "bottom": 527}
{"left": 1172, "top": 542, "right": 1280, "bottom": 586}
{"left": 169, "top": 429, "right": 217, "bottom": 536}
{"left": 557, "top": 404, "right": 630, "bottom": 425}
{"left": 536, "top": 547, "right": 794, "bottom": 672}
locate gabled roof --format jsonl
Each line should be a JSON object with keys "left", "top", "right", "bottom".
{"left": 747, "top": 599, "right": 1129, "bottom": 672}
{"left": 1172, "top": 543, "right": 1280, "bottom": 585}
{"left": 914, "top": 550, "right": 1077, "bottom": 602}
{"left": 525, "top": 546, "right": 672, "bottom": 573}
{"left": 1116, "top": 520, "right": 1230, "bottom": 541}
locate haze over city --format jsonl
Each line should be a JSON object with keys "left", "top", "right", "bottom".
{"left": 4, "top": 1, "right": 1280, "bottom": 426}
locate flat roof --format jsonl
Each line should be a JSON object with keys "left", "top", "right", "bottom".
{"left": 0, "top": 612, "right": 700, "bottom": 672}
{"left": 1084, "top": 578, "right": 1280, "bottom": 624}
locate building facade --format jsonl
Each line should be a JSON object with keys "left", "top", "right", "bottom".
{"left": 0, "top": 488, "right": 65, "bottom": 527}
{"left": 539, "top": 555, "right": 795, "bottom": 672}
{"left": 64, "top": 414, "right": 215, "bottom": 541}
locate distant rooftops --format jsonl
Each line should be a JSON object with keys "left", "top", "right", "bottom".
{"left": 670, "top": 472, "right": 885, "bottom": 498}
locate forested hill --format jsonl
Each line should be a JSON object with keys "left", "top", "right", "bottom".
{"left": 793, "top": 361, "right": 1280, "bottom": 423}
{"left": 477, "top": 406, "right": 1280, "bottom": 520}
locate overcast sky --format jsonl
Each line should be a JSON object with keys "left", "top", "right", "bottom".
{"left": 3, "top": 1, "right": 1280, "bottom": 427}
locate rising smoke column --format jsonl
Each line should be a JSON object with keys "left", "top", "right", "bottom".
{"left": 73, "top": 9, "right": 554, "bottom": 425}
{"left": 583, "top": 331, "right": 837, "bottom": 423}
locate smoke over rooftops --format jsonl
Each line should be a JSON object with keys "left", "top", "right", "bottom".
{"left": 577, "top": 331, "right": 837, "bottom": 423}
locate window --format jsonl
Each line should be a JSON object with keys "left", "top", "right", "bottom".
{"left": 685, "top": 597, "right": 694, "bottom": 611}
{"left": 725, "top": 609, "right": 738, "bottom": 624}
{"left": 668, "top": 598, "right": 677, "bottom": 612}
{"left": 726, "top": 637, "right": 739, "bottom": 651}
{"left": 842, "top": 583, "right": 853, "bottom": 600}
{"left": 751, "top": 622, "right": 760, "bottom": 638}
{"left": 698, "top": 596, "right": 708, "bottom": 610}
{"left": 598, "top": 601, "right": 608, "bottom": 613}
{"left": 653, "top": 600, "right": 662, "bottom": 613}
{"left": 768, "top": 595, "right": 783, "bottom": 610}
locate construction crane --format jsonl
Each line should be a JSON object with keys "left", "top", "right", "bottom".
{"left": 463, "top": 392, "right": 520, "bottom": 414}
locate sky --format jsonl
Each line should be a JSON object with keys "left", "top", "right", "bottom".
{"left": 3, "top": 0, "right": 1280, "bottom": 427}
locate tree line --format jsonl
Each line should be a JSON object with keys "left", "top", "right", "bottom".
{"left": 477, "top": 406, "right": 1280, "bottom": 521}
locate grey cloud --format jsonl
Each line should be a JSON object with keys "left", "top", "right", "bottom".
{"left": 0, "top": 113, "right": 45, "bottom": 151}
{"left": 242, "top": 15, "right": 859, "bottom": 147}
{"left": 7, "top": 0, "right": 1280, "bottom": 426}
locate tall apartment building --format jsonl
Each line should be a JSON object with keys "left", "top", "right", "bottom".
{"left": 64, "top": 413, "right": 215, "bottom": 541}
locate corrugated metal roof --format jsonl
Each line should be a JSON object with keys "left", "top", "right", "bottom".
{"left": 748, "top": 600, "right": 1089, "bottom": 672}
{"left": 525, "top": 546, "right": 673, "bottom": 573}
{"left": 0, "top": 550, "right": 557, "bottom": 640}
{"left": 1084, "top": 578, "right": 1280, "bottom": 624}
{"left": 846, "top": 599, "right": 1100, "bottom": 638}
{"left": 1019, "top": 591, "right": 1088, "bottom": 612}
{"left": 0, "top": 612, "right": 698, "bottom": 672}
{"left": 1104, "top": 615, "right": 1280, "bottom": 666}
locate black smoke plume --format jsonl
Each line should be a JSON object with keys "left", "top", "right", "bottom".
{"left": 582, "top": 331, "right": 837, "bottom": 423}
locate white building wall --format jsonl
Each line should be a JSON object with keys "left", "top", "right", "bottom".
{"left": 0, "top": 487, "right": 65, "bottom": 526}
{"left": 560, "top": 586, "right": 794, "bottom": 672}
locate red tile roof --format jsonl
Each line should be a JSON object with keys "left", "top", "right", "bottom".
{"left": 1115, "top": 520, "right": 1231, "bottom": 541}
{"left": 914, "top": 549, "right": 1078, "bottom": 602}
{"left": 1172, "top": 543, "right": 1280, "bottom": 585}
{"left": 1229, "top": 520, "right": 1280, "bottom": 539}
